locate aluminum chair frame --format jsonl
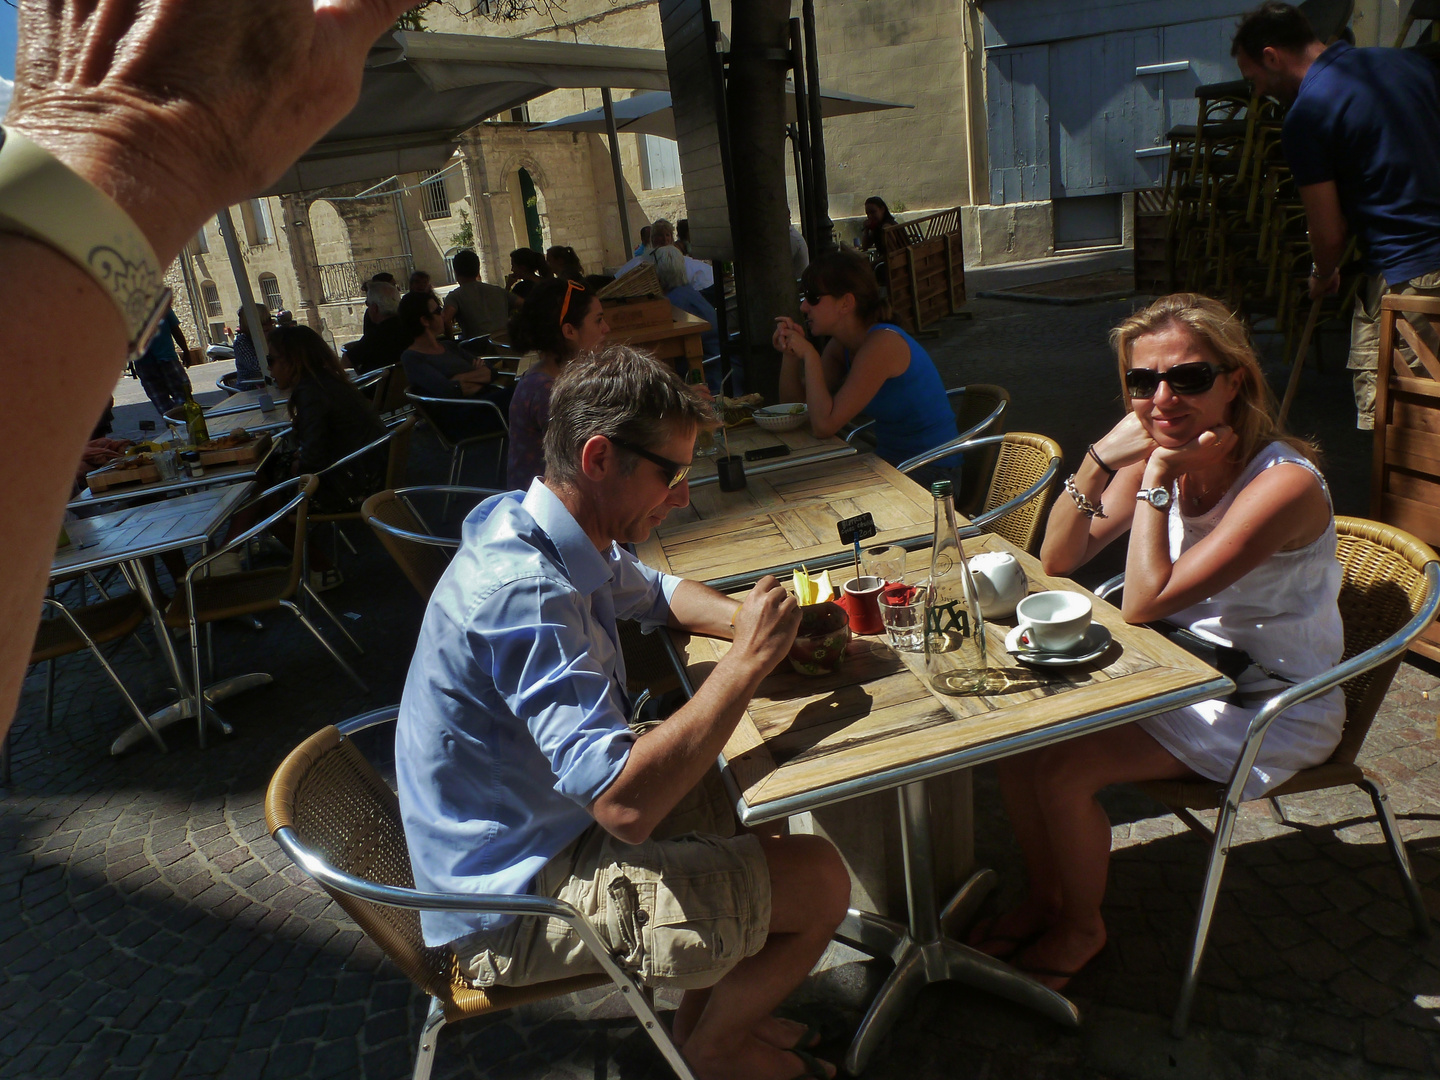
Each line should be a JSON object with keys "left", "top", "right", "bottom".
{"left": 404, "top": 391, "right": 509, "bottom": 489}
{"left": 1094, "top": 553, "right": 1440, "bottom": 1036}
{"left": 175, "top": 475, "right": 367, "bottom": 747}
{"left": 268, "top": 707, "right": 698, "bottom": 1080}
{"left": 307, "top": 417, "right": 415, "bottom": 565}
{"left": 846, "top": 384, "right": 1008, "bottom": 450}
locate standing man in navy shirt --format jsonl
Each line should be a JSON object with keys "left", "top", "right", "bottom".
{"left": 1232, "top": 3, "right": 1440, "bottom": 428}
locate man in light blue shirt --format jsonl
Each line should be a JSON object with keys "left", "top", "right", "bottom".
{"left": 397, "top": 346, "right": 850, "bottom": 1080}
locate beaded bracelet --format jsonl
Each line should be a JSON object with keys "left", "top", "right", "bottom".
{"left": 1064, "top": 475, "right": 1107, "bottom": 519}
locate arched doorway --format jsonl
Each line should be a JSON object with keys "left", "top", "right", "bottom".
{"left": 513, "top": 167, "right": 549, "bottom": 252}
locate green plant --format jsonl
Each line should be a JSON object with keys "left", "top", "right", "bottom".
{"left": 893, "top": 201, "right": 908, "bottom": 213}
{"left": 450, "top": 209, "right": 474, "bottom": 250}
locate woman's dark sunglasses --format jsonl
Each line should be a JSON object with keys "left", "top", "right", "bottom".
{"left": 801, "top": 289, "right": 831, "bottom": 305}
{"left": 1125, "top": 361, "right": 1222, "bottom": 399}
{"left": 608, "top": 436, "right": 691, "bottom": 488}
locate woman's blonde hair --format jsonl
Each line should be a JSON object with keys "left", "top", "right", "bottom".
{"left": 1110, "top": 293, "right": 1319, "bottom": 467}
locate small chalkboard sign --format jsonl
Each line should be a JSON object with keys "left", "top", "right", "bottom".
{"left": 836, "top": 512, "right": 877, "bottom": 546}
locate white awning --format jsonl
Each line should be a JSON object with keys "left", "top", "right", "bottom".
{"left": 262, "top": 31, "right": 670, "bottom": 195}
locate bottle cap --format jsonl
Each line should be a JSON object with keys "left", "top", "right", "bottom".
{"left": 930, "top": 480, "right": 953, "bottom": 497}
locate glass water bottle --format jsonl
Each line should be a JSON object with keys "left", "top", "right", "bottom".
{"left": 924, "top": 480, "right": 993, "bottom": 695}
{"left": 181, "top": 386, "right": 210, "bottom": 447}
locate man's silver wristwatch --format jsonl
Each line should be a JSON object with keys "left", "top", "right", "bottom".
{"left": 1136, "top": 486, "right": 1172, "bottom": 511}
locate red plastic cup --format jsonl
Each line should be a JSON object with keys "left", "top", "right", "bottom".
{"left": 839, "top": 575, "right": 885, "bottom": 635}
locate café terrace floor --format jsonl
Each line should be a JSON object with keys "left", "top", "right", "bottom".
{"left": 4, "top": 286, "right": 1440, "bottom": 1080}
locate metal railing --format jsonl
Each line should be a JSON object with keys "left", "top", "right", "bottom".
{"left": 316, "top": 256, "right": 415, "bottom": 303}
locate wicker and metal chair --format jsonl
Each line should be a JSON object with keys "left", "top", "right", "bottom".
{"left": 361, "top": 486, "right": 499, "bottom": 600}
{"left": 899, "top": 432, "right": 1062, "bottom": 554}
{"left": 847, "top": 386, "right": 1009, "bottom": 514}
{"left": 265, "top": 707, "right": 697, "bottom": 1080}
{"left": 163, "top": 474, "right": 367, "bottom": 747}
{"left": 405, "top": 391, "right": 509, "bottom": 489}
{"left": 7, "top": 593, "right": 165, "bottom": 781}
{"left": 1097, "top": 517, "right": 1440, "bottom": 1035}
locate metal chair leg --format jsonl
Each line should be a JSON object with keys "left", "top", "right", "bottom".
{"left": 279, "top": 600, "right": 369, "bottom": 692}
{"left": 44, "top": 658, "right": 55, "bottom": 731}
{"left": 300, "top": 583, "right": 364, "bottom": 654}
{"left": 412, "top": 996, "right": 446, "bottom": 1080}
{"left": 1362, "top": 776, "right": 1432, "bottom": 937}
{"left": 1172, "top": 790, "right": 1243, "bottom": 1037}
{"left": 189, "top": 612, "right": 209, "bottom": 750}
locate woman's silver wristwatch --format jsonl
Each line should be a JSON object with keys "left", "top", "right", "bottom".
{"left": 1135, "top": 486, "right": 1173, "bottom": 510}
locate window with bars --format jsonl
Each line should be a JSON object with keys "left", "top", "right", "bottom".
{"left": 421, "top": 170, "right": 451, "bottom": 219}
{"left": 259, "top": 274, "right": 284, "bottom": 311}
{"left": 202, "top": 282, "right": 222, "bottom": 318}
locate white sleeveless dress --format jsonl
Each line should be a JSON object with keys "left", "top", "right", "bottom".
{"left": 1137, "top": 442, "right": 1345, "bottom": 800}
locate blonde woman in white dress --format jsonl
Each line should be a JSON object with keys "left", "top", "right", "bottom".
{"left": 973, "top": 293, "right": 1343, "bottom": 990}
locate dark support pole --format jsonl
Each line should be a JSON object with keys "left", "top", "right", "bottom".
{"left": 788, "top": 18, "right": 815, "bottom": 250}
{"left": 601, "top": 87, "right": 633, "bottom": 256}
{"left": 788, "top": 126, "right": 809, "bottom": 251}
{"left": 802, "top": 0, "right": 834, "bottom": 253}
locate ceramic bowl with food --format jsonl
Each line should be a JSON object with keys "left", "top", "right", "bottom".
{"left": 787, "top": 601, "right": 851, "bottom": 676}
{"left": 753, "top": 403, "right": 809, "bottom": 432}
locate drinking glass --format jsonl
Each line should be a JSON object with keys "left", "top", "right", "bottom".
{"left": 878, "top": 580, "right": 926, "bottom": 652}
{"left": 863, "top": 544, "right": 907, "bottom": 583}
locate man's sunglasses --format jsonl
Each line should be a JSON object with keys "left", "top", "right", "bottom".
{"left": 1125, "top": 361, "right": 1222, "bottom": 399}
{"left": 608, "top": 436, "right": 691, "bottom": 488}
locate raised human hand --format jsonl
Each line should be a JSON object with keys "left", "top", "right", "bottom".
{"left": 8, "top": 0, "right": 416, "bottom": 264}
{"left": 1149, "top": 423, "right": 1237, "bottom": 481}
{"left": 728, "top": 575, "right": 800, "bottom": 674}
{"left": 1091, "top": 412, "right": 1159, "bottom": 472}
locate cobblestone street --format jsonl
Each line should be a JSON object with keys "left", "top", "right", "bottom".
{"left": 4, "top": 290, "right": 1440, "bottom": 1079}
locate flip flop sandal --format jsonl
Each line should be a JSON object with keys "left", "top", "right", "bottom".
{"left": 1015, "top": 961, "right": 1084, "bottom": 992}
{"left": 787, "top": 1048, "right": 834, "bottom": 1080}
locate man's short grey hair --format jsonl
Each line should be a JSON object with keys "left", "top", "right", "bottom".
{"left": 651, "top": 244, "right": 689, "bottom": 292}
{"left": 544, "top": 345, "right": 711, "bottom": 487}
{"left": 366, "top": 280, "right": 401, "bottom": 319}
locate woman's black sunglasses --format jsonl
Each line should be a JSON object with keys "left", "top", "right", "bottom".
{"left": 801, "top": 290, "right": 831, "bottom": 305}
{"left": 1125, "top": 361, "right": 1222, "bottom": 399}
{"left": 608, "top": 436, "right": 691, "bottom": 488}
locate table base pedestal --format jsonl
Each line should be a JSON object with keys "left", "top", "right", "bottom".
{"left": 110, "top": 673, "right": 271, "bottom": 755}
{"left": 835, "top": 783, "right": 1081, "bottom": 1075}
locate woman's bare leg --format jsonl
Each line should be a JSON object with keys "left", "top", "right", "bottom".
{"left": 1015, "top": 723, "right": 1194, "bottom": 987}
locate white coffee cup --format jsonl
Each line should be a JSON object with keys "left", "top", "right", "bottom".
{"left": 1014, "top": 590, "right": 1092, "bottom": 653}
{"left": 967, "top": 551, "right": 1028, "bottom": 618}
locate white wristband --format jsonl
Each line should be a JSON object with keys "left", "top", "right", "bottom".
{"left": 0, "top": 126, "right": 171, "bottom": 359}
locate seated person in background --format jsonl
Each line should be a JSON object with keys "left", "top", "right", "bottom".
{"left": 409, "top": 269, "right": 433, "bottom": 296}
{"left": 443, "top": 249, "right": 511, "bottom": 341}
{"left": 361, "top": 272, "right": 397, "bottom": 336}
{"left": 773, "top": 248, "right": 958, "bottom": 474}
{"left": 789, "top": 222, "right": 810, "bottom": 279}
{"left": 975, "top": 293, "right": 1342, "bottom": 991}
{"left": 275, "top": 309, "right": 297, "bottom": 328}
{"left": 397, "top": 348, "right": 849, "bottom": 1080}
{"left": 505, "top": 278, "right": 609, "bottom": 492}
{"left": 546, "top": 244, "right": 586, "bottom": 282}
{"left": 507, "top": 247, "right": 551, "bottom": 302}
{"left": 346, "top": 280, "right": 408, "bottom": 374}
{"left": 633, "top": 223, "right": 652, "bottom": 257}
{"left": 859, "top": 195, "right": 898, "bottom": 253}
{"left": 233, "top": 307, "right": 274, "bottom": 389}
{"left": 268, "top": 326, "right": 386, "bottom": 512}
{"left": 677, "top": 217, "right": 691, "bottom": 254}
{"left": 652, "top": 245, "right": 720, "bottom": 363}
{"left": 398, "top": 291, "right": 511, "bottom": 445}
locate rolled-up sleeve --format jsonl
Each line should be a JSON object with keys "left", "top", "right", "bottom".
{"left": 471, "top": 576, "right": 635, "bottom": 806}
{"left": 609, "top": 545, "right": 682, "bottom": 631}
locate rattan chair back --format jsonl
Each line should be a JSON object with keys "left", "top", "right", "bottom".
{"left": 978, "top": 432, "right": 1062, "bottom": 554}
{"left": 265, "top": 723, "right": 612, "bottom": 1027}
{"left": 361, "top": 490, "right": 455, "bottom": 600}
{"left": 953, "top": 385, "right": 1010, "bottom": 514}
{"left": 1328, "top": 516, "right": 1438, "bottom": 763}
{"left": 385, "top": 416, "right": 417, "bottom": 490}
{"left": 378, "top": 366, "right": 412, "bottom": 415}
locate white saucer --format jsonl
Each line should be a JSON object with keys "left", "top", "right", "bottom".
{"left": 1005, "top": 623, "right": 1113, "bottom": 667}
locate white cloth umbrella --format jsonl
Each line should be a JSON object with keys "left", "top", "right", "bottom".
{"left": 528, "top": 85, "right": 913, "bottom": 140}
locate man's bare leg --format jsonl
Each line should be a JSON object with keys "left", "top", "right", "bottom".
{"left": 679, "top": 834, "right": 850, "bottom": 1080}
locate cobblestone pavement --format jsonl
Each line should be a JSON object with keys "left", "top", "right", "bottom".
{"left": 5, "top": 294, "right": 1440, "bottom": 1079}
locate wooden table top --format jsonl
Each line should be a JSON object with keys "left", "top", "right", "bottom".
{"left": 194, "top": 407, "right": 291, "bottom": 439}
{"left": 637, "top": 453, "right": 934, "bottom": 586}
{"left": 688, "top": 422, "right": 855, "bottom": 488}
{"left": 668, "top": 534, "right": 1230, "bottom": 825}
{"left": 70, "top": 440, "right": 277, "bottom": 513}
{"left": 55, "top": 484, "right": 254, "bottom": 579}
{"left": 607, "top": 309, "right": 711, "bottom": 347}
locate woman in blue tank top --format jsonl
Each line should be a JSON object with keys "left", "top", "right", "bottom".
{"left": 773, "top": 249, "right": 958, "bottom": 469}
